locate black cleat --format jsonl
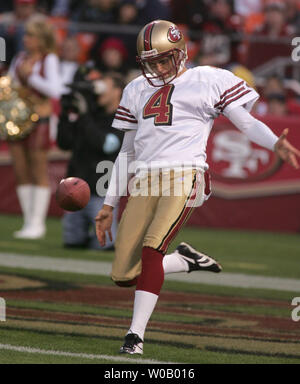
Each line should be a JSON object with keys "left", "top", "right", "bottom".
{"left": 119, "top": 333, "right": 144, "bottom": 355}
{"left": 176, "top": 242, "right": 222, "bottom": 273}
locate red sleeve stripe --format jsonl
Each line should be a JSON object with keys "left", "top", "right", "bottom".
{"left": 215, "top": 86, "right": 245, "bottom": 109}
{"left": 214, "top": 81, "right": 245, "bottom": 108}
{"left": 219, "top": 89, "right": 251, "bottom": 112}
{"left": 118, "top": 105, "right": 131, "bottom": 113}
{"left": 116, "top": 109, "right": 136, "bottom": 119}
{"left": 220, "top": 80, "right": 244, "bottom": 99}
{"left": 114, "top": 116, "right": 138, "bottom": 124}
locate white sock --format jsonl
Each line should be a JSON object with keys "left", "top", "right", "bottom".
{"left": 163, "top": 251, "right": 189, "bottom": 274}
{"left": 128, "top": 290, "right": 158, "bottom": 341}
{"left": 30, "top": 186, "right": 51, "bottom": 228}
{"left": 16, "top": 184, "right": 34, "bottom": 229}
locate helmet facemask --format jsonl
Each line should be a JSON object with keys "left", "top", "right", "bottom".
{"left": 137, "top": 48, "right": 186, "bottom": 87}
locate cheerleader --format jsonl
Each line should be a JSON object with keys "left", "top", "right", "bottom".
{"left": 8, "top": 16, "right": 62, "bottom": 239}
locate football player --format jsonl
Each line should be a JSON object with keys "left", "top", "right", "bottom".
{"left": 95, "top": 20, "right": 300, "bottom": 355}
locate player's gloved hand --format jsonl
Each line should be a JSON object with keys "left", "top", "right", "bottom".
{"left": 95, "top": 205, "right": 113, "bottom": 247}
{"left": 274, "top": 128, "right": 300, "bottom": 170}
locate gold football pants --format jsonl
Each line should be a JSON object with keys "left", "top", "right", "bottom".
{"left": 111, "top": 169, "right": 206, "bottom": 283}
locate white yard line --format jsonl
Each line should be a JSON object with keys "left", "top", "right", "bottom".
{"left": 0, "top": 343, "right": 174, "bottom": 364}
{"left": 0, "top": 252, "right": 300, "bottom": 292}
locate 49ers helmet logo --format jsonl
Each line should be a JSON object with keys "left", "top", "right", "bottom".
{"left": 167, "top": 26, "right": 182, "bottom": 43}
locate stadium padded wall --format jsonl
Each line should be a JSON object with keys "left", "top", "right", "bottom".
{"left": 0, "top": 116, "right": 299, "bottom": 233}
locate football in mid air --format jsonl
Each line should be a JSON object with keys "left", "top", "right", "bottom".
{"left": 56, "top": 177, "right": 91, "bottom": 211}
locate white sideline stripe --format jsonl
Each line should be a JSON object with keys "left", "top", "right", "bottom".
{"left": 0, "top": 253, "right": 113, "bottom": 276}
{"left": 0, "top": 343, "right": 174, "bottom": 364}
{"left": 0, "top": 253, "right": 300, "bottom": 292}
{"left": 165, "top": 272, "right": 300, "bottom": 292}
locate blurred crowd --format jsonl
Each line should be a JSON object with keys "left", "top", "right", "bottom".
{"left": 0, "top": 0, "right": 299, "bottom": 117}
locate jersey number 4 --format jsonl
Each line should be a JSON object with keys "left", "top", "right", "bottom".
{"left": 143, "top": 84, "right": 174, "bottom": 126}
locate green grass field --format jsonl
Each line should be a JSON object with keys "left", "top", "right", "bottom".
{"left": 0, "top": 214, "right": 300, "bottom": 365}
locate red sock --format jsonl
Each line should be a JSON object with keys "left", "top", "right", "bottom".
{"left": 136, "top": 247, "right": 164, "bottom": 295}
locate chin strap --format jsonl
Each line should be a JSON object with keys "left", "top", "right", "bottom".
{"left": 142, "top": 48, "right": 188, "bottom": 87}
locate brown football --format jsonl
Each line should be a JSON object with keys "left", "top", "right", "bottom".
{"left": 56, "top": 177, "right": 91, "bottom": 211}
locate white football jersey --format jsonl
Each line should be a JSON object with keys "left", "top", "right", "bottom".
{"left": 112, "top": 66, "right": 259, "bottom": 172}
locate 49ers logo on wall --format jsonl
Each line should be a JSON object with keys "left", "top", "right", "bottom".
{"left": 167, "top": 26, "right": 182, "bottom": 43}
{"left": 207, "top": 126, "right": 282, "bottom": 183}
{"left": 206, "top": 118, "right": 300, "bottom": 199}
{"left": 207, "top": 124, "right": 282, "bottom": 184}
